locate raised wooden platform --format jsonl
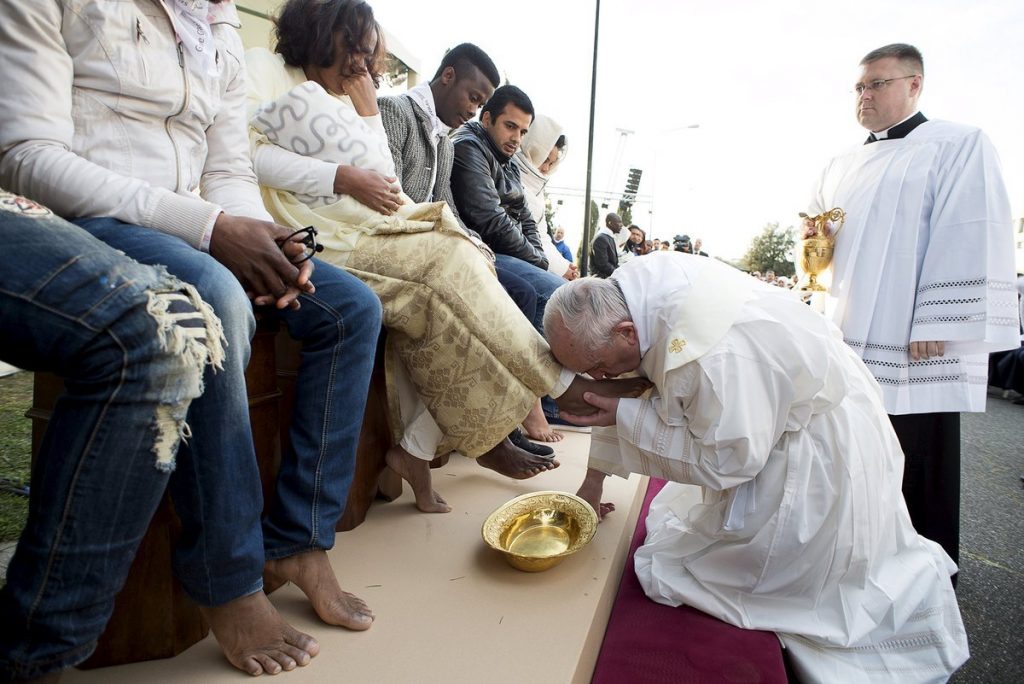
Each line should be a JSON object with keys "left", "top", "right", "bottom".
{"left": 60, "top": 432, "right": 649, "bottom": 684}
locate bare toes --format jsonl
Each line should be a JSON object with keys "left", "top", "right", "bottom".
{"left": 240, "top": 655, "right": 264, "bottom": 677}
{"left": 418, "top": 497, "right": 452, "bottom": 514}
{"left": 528, "top": 429, "right": 564, "bottom": 443}
{"left": 270, "top": 650, "right": 298, "bottom": 671}
{"left": 345, "top": 592, "right": 372, "bottom": 614}
{"left": 286, "top": 629, "right": 319, "bottom": 658}
{"left": 252, "top": 652, "right": 282, "bottom": 675}
{"left": 279, "top": 642, "right": 311, "bottom": 667}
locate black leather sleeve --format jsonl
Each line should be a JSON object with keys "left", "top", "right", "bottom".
{"left": 451, "top": 138, "right": 548, "bottom": 268}
{"left": 436, "top": 139, "right": 479, "bottom": 239}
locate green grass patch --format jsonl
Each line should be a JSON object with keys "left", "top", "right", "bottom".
{"left": 0, "top": 371, "right": 32, "bottom": 543}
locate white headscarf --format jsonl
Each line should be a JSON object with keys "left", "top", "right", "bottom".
{"left": 514, "top": 114, "right": 566, "bottom": 224}
{"left": 519, "top": 114, "right": 566, "bottom": 173}
{"left": 167, "top": 0, "right": 219, "bottom": 77}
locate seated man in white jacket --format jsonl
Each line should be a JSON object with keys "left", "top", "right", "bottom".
{"left": 0, "top": 0, "right": 382, "bottom": 677}
{"left": 544, "top": 253, "right": 969, "bottom": 683}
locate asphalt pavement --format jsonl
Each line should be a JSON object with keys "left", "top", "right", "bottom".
{"left": 950, "top": 388, "right": 1024, "bottom": 683}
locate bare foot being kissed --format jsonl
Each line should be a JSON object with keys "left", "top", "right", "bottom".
{"left": 264, "top": 550, "right": 374, "bottom": 631}
{"left": 556, "top": 375, "right": 652, "bottom": 416}
{"left": 385, "top": 444, "right": 451, "bottom": 513}
{"left": 201, "top": 590, "right": 319, "bottom": 676}
{"left": 521, "top": 399, "right": 563, "bottom": 442}
{"left": 476, "top": 437, "right": 559, "bottom": 479}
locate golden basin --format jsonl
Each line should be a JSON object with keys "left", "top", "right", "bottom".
{"left": 482, "top": 491, "right": 598, "bottom": 572}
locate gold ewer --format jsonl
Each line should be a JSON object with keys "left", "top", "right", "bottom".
{"left": 797, "top": 208, "right": 845, "bottom": 292}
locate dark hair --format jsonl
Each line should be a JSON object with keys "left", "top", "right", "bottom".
{"left": 860, "top": 43, "right": 924, "bottom": 76}
{"left": 554, "top": 134, "right": 567, "bottom": 150}
{"left": 432, "top": 43, "right": 500, "bottom": 89}
{"left": 275, "top": 0, "right": 387, "bottom": 86}
{"left": 482, "top": 85, "right": 534, "bottom": 122}
{"left": 624, "top": 225, "right": 646, "bottom": 255}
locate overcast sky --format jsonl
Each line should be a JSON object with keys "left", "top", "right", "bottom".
{"left": 372, "top": 0, "right": 1023, "bottom": 260}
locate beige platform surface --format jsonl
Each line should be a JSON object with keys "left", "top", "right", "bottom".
{"left": 65, "top": 431, "right": 648, "bottom": 684}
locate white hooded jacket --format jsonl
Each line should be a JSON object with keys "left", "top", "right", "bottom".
{"left": 0, "top": 0, "right": 270, "bottom": 249}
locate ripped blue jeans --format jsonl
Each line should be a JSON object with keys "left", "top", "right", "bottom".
{"left": 0, "top": 194, "right": 220, "bottom": 680}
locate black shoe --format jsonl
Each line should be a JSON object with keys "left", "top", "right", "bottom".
{"left": 508, "top": 428, "right": 554, "bottom": 457}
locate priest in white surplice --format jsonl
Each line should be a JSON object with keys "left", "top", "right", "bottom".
{"left": 544, "top": 254, "right": 969, "bottom": 683}
{"left": 806, "top": 44, "right": 1019, "bottom": 569}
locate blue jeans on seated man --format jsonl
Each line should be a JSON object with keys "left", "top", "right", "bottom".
{"left": 494, "top": 265, "right": 537, "bottom": 329}
{"left": 493, "top": 254, "right": 565, "bottom": 335}
{"left": 71, "top": 220, "right": 381, "bottom": 592}
{"left": 0, "top": 201, "right": 219, "bottom": 680}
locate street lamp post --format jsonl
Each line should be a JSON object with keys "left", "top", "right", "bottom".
{"left": 580, "top": 0, "right": 601, "bottom": 277}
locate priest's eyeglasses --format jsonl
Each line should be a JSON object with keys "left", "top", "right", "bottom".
{"left": 853, "top": 75, "right": 918, "bottom": 95}
{"left": 276, "top": 225, "right": 324, "bottom": 265}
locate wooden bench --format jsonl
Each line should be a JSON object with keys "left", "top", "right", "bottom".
{"left": 27, "top": 319, "right": 402, "bottom": 668}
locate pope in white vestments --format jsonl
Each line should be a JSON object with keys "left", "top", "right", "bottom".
{"left": 544, "top": 254, "right": 969, "bottom": 683}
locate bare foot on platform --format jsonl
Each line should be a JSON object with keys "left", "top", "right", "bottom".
{"left": 385, "top": 445, "right": 451, "bottom": 513}
{"left": 477, "top": 437, "right": 559, "bottom": 479}
{"left": 265, "top": 550, "right": 374, "bottom": 631}
{"left": 522, "top": 399, "right": 564, "bottom": 442}
{"left": 577, "top": 468, "right": 615, "bottom": 521}
{"left": 201, "top": 591, "right": 319, "bottom": 676}
{"left": 556, "top": 375, "right": 652, "bottom": 416}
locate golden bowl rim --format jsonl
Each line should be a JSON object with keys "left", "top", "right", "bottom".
{"left": 481, "top": 490, "right": 599, "bottom": 561}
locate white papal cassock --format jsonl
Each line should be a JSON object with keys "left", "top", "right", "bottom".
{"left": 808, "top": 120, "right": 1019, "bottom": 415}
{"left": 589, "top": 254, "right": 968, "bottom": 683}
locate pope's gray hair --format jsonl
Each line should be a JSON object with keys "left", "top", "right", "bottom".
{"left": 544, "top": 277, "right": 632, "bottom": 351}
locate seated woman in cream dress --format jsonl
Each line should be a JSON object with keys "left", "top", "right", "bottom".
{"left": 246, "top": 0, "right": 648, "bottom": 513}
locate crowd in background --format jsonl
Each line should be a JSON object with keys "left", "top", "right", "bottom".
{"left": 748, "top": 269, "right": 798, "bottom": 289}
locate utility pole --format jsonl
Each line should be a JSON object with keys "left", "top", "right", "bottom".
{"left": 580, "top": 0, "right": 601, "bottom": 277}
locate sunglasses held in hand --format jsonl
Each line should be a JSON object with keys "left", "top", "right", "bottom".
{"left": 276, "top": 225, "right": 324, "bottom": 265}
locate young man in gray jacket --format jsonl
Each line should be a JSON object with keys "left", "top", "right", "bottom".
{"left": 379, "top": 43, "right": 498, "bottom": 225}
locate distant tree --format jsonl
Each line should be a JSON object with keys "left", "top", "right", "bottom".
{"left": 543, "top": 196, "right": 556, "bottom": 235}
{"left": 617, "top": 201, "right": 633, "bottom": 226}
{"left": 742, "top": 222, "right": 796, "bottom": 276}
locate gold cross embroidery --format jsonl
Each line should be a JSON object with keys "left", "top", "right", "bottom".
{"left": 669, "top": 338, "right": 687, "bottom": 353}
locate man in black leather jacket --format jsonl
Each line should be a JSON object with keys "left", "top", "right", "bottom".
{"left": 451, "top": 85, "right": 566, "bottom": 334}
